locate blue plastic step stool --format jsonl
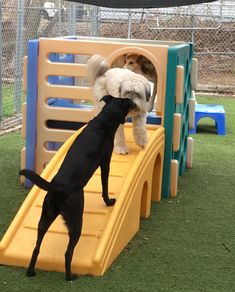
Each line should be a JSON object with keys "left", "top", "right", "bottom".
{"left": 190, "top": 104, "right": 226, "bottom": 135}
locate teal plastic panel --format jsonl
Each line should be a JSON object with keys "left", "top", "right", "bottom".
{"left": 162, "top": 43, "right": 194, "bottom": 198}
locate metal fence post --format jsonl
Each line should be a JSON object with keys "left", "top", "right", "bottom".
{"left": 14, "top": 0, "right": 25, "bottom": 114}
{"left": 91, "top": 6, "right": 99, "bottom": 36}
{"left": 0, "top": 0, "right": 3, "bottom": 127}
{"left": 68, "top": 2, "right": 76, "bottom": 35}
{"left": 191, "top": 14, "right": 195, "bottom": 43}
{"left": 127, "top": 10, "right": 132, "bottom": 39}
{"left": 58, "top": 0, "right": 62, "bottom": 35}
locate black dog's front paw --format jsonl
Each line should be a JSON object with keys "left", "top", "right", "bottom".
{"left": 105, "top": 198, "right": 116, "bottom": 206}
{"left": 66, "top": 274, "right": 78, "bottom": 281}
{"left": 26, "top": 269, "right": 36, "bottom": 277}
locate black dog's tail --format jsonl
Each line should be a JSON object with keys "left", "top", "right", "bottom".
{"left": 19, "top": 169, "right": 63, "bottom": 193}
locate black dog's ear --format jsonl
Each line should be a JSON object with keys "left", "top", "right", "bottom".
{"left": 100, "top": 95, "right": 114, "bottom": 104}
{"left": 124, "top": 98, "right": 136, "bottom": 111}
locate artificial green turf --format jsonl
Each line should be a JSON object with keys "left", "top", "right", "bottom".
{"left": 0, "top": 95, "right": 234, "bottom": 291}
{"left": 1, "top": 84, "right": 25, "bottom": 117}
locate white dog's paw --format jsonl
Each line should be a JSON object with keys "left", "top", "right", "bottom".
{"left": 114, "top": 145, "right": 129, "bottom": 155}
{"left": 134, "top": 134, "right": 148, "bottom": 149}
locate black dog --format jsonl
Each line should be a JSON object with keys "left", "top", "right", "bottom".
{"left": 19, "top": 95, "right": 135, "bottom": 281}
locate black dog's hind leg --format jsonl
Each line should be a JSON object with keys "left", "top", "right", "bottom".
{"left": 62, "top": 192, "right": 84, "bottom": 281}
{"left": 100, "top": 158, "right": 116, "bottom": 206}
{"left": 64, "top": 226, "right": 82, "bottom": 281}
{"left": 26, "top": 194, "right": 59, "bottom": 277}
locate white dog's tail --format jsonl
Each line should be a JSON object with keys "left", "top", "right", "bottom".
{"left": 87, "top": 55, "right": 109, "bottom": 85}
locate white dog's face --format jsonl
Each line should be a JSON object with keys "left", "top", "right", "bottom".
{"left": 119, "top": 79, "right": 151, "bottom": 116}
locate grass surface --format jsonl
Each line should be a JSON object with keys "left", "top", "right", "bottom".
{"left": 1, "top": 84, "right": 25, "bottom": 117}
{"left": 0, "top": 95, "right": 234, "bottom": 291}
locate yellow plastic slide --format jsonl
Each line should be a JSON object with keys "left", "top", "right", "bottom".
{"left": 0, "top": 124, "right": 164, "bottom": 276}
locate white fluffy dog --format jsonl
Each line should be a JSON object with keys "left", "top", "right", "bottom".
{"left": 87, "top": 54, "right": 151, "bottom": 154}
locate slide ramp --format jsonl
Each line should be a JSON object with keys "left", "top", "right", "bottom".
{"left": 0, "top": 124, "right": 164, "bottom": 276}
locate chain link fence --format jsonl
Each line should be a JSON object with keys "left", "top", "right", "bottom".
{"left": 0, "top": 0, "right": 234, "bottom": 132}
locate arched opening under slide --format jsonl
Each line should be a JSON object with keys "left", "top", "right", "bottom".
{"left": 140, "top": 181, "right": 149, "bottom": 218}
{"left": 151, "top": 153, "right": 162, "bottom": 202}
